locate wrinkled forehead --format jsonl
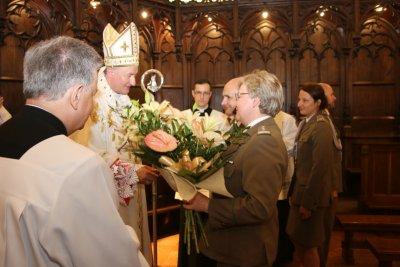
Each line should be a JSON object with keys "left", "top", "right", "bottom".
{"left": 111, "top": 65, "right": 138, "bottom": 75}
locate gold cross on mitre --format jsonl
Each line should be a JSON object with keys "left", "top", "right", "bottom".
{"left": 121, "top": 42, "right": 129, "bottom": 52}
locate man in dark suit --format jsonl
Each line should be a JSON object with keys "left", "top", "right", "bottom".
{"left": 184, "top": 70, "right": 288, "bottom": 267}
{"left": 318, "top": 83, "right": 343, "bottom": 267}
{"left": 0, "top": 37, "right": 101, "bottom": 159}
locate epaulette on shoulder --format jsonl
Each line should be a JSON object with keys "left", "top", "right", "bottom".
{"left": 316, "top": 115, "right": 327, "bottom": 123}
{"left": 257, "top": 125, "right": 271, "bottom": 136}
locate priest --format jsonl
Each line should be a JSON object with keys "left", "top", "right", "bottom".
{"left": 70, "top": 22, "right": 156, "bottom": 264}
{"left": 0, "top": 36, "right": 148, "bottom": 266}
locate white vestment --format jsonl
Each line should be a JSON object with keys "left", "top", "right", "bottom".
{"left": 274, "top": 111, "right": 298, "bottom": 200}
{"left": 70, "top": 67, "right": 152, "bottom": 264}
{"left": 0, "top": 135, "right": 148, "bottom": 267}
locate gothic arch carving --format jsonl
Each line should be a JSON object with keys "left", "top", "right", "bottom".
{"left": 241, "top": 18, "right": 289, "bottom": 73}
{"left": 186, "top": 16, "right": 234, "bottom": 84}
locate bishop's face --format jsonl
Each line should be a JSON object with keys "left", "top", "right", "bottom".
{"left": 106, "top": 65, "right": 138, "bottom": 95}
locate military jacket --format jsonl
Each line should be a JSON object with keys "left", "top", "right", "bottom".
{"left": 291, "top": 112, "right": 334, "bottom": 210}
{"left": 202, "top": 117, "right": 288, "bottom": 267}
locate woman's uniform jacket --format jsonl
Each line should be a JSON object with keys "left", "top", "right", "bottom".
{"left": 291, "top": 113, "right": 334, "bottom": 210}
{"left": 202, "top": 117, "right": 288, "bottom": 267}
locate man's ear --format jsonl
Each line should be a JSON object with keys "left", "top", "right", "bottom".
{"left": 69, "top": 84, "right": 84, "bottom": 110}
{"left": 253, "top": 97, "right": 261, "bottom": 108}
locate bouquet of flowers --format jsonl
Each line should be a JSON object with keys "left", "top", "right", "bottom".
{"left": 119, "top": 90, "right": 247, "bottom": 254}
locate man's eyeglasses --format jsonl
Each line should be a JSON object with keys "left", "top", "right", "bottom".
{"left": 236, "top": 92, "right": 249, "bottom": 99}
{"left": 194, "top": 91, "right": 211, "bottom": 96}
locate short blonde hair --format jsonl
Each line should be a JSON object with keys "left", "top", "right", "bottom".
{"left": 242, "top": 69, "right": 284, "bottom": 116}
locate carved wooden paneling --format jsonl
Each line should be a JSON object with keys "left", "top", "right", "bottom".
{"left": 352, "top": 84, "right": 396, "bottom": 116}
{"left": 243, "top": 22, "right": 287, "bottom": 78}
{"left": 298, "top": 50, "right": 319, "bottom": 83}
{"left": 361, "top": 143, "right": 400, "bottom": 209}
{"left": 1, "top": 0, "right": 397, "bottom": 117}
{"left": 160, "top": 88, "right": 184, "bottom": 110}
{"left": 160, "top": 31, "right": 181, "bottom": 85}
{"left": 349, "top": 16, "right": 399, "bottom": 138}
{"left": 186, "top": 14, "right": 234, "bottom": 110}
{"left": 139, "top": 34, "right": 153, "bottom": 77}
{"left": 0, "top": 36, "right": 24, "bottom": 79}
{"left": 298, "top": 20, "right": 342, "bottom": 84}
{"left": 159, "top": 20, "right": 184, "bottom": 109}
{"left": 1, "top": 1, "right": 400, "bottom": 204}
{"left": 0, "top": 80, "right": 24, "bottom": 115}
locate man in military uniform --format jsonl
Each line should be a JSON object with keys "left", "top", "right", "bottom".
{"left": 318, "top": 83, "right": 343, "bottom": 267}
{"left": 184, "top": 70, "right": 288, "bottom": 267}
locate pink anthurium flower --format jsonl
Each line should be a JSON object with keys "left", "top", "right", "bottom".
{"left": 144, "top": 130, "right": 178, "bottom": 152}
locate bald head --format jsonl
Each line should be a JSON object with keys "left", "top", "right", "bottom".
{"left": 221, "top": 77, "right": 243, "bottom": 116}
{"left": 319, "top": 82, "right": 337, "bottom": 108}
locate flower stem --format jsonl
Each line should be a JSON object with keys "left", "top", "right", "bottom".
{"left": 195, "top": 211, "right": 209, "bottom": 247}
{"left": 191, "top": 211, "right": 200, "bottom": 253}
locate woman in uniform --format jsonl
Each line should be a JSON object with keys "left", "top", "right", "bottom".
{"left": 287, "top": 83, "right": 334, "bottom": 267}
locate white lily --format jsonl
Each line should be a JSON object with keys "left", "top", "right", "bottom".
{"left": 202, "top": 131, "right": 226, "bottom": 147}
{"left": 202, "top": 114, "right": 226, "bottom": 133}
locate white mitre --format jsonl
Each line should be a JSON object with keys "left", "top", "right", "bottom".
{"left": 103, "top": 22, "right": 139, "bottom": 67}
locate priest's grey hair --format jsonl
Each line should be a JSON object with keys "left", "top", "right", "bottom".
{"left": 23, "top": 36, "right": 102, "bottom": 100}
{"left": 243, "top": 69, "right": 284, "bottom": 117}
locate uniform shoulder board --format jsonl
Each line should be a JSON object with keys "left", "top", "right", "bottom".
{"left": 316, "top": 115, "right": 327, "bottom": 123}
{"left": 257, "top": 125, "right": 271, "bottom": 135}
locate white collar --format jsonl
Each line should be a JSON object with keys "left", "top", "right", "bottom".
{"left": 247, "top": 115, "right": 270, "bottom": 128}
